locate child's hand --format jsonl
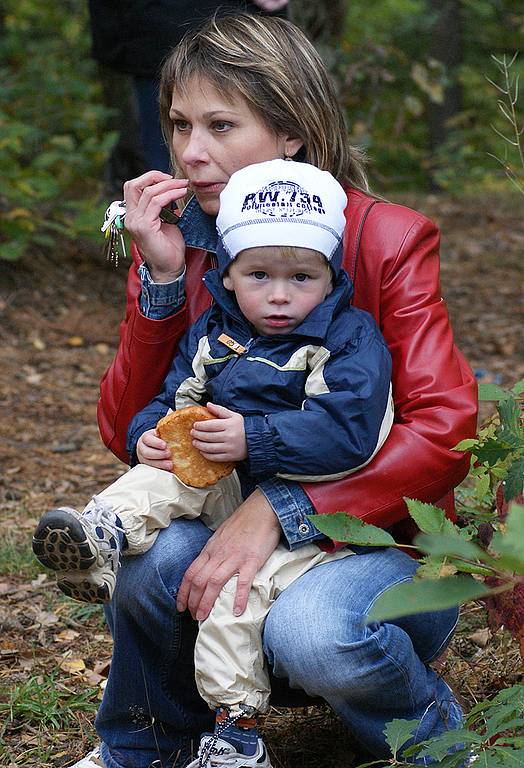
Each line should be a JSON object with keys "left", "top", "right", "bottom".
{"left": 191, "top": 403, "right": 247, "bottom": 462}
{"left": 136, "top": 428, "right": 173, "bottom": 471}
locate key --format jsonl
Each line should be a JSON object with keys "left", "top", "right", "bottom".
{"left": 101, "top": 201, "right": 181, "bottom": 267}
{"left": 101, "top": 201, "right": 127, "bottom": 267}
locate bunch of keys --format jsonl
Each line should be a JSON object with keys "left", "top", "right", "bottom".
{"left": 101, "top": 200, "right": 181, "bottom": 267}
{"left": 101, "top": 201, "right": 127, "bottom": 266}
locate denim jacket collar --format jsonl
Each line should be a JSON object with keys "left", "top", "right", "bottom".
{"left": 177, "top": 196, "right": 218, "bottom": 253}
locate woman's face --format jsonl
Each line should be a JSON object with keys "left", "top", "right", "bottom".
{"left": 169, "top": 77, "right": 302, "bottom": 215}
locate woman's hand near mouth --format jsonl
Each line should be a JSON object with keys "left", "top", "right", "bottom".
{"left": 124, "top": 171, "right": 188, "bottom": 283}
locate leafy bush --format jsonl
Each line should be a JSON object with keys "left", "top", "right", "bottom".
{"left": 311, "top": 380, "right": 524, "bottom": 764}
{"left": 335, "top": 1, "right": 524, "bottom": 190}
{"left": 0, "top": 0, "right": 113, "bottom": 261}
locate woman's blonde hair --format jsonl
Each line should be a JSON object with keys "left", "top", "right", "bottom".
{"left": 159, "top": 12, "right": 368, "bottom": 191}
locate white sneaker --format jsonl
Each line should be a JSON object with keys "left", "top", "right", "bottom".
{"left": 32, "top": 498, "right": 122, "bottom": 603}
{"left": 187, "top": 734, "right": 272, "bottom": 768}
{"left": 67, "top": 747, "right": 104, "bottom": 767}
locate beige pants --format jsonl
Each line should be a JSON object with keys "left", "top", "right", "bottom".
{"left": 95, "top": 464, "right": 351, "bottom": 712}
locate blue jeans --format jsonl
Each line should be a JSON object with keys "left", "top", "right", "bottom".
{"left": 97, "top": 519, "right": 462, "bottom": 768}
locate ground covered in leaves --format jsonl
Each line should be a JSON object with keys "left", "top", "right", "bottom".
{"left": 0, "top": 193, "right": 522, "bottom": 767}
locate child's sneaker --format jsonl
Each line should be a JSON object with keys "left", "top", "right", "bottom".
{"left": 187, "top": 734, "right": 272, "bottom": 768}
{"left": 32, "top": 498, "right": 123, "bottom": 604}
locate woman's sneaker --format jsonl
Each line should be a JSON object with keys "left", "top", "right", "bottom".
{"left": 32, "top": 497, "right": 123, "bottom": 603}
{"left": 67, "top": 747, "right": 104, "bottom": 767}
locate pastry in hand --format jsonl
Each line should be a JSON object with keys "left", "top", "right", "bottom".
{"left": 156, "top": 406, "right": 235, "bottom": 488}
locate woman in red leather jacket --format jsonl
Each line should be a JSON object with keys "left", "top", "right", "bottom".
{"left": 84, "top": 12, "right": 478, "bottom": 768}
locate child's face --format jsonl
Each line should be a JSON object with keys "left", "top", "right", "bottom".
{"left": 222, "top": 247, "right": 333, "bottom": 335}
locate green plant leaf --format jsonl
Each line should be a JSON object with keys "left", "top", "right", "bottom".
{"left": 383, "top": 718, "right": 419, "bottom": 757}
{"left": 467, "top": 685, "right": 524, "bottom": 742}
{"left": 0, "top": 237, "right": 29, "bottom": 261}
{"left": 490, "top": 504, "right": 524, "bottom": 574}
{"left": 475, "top": 472, "right": 491, "bottom": 502}
{"left": 417, "top": 729, "right": 482, "bottom": 761}
{"left": 404, "top": 498, "right": 458, "bottom": 534}
{"left": 308, "top": 513, "right": 396, "bottom": 546}
{"left": 414, "top": 532, "right": 493, "bottom": 564}
{"left": 415, "top": 556, "right": 448, "bottom": 579}
{"left": 454, "top": 561, "right": 494, "bottom": 576}
{"left": 475, "top": 438, "right": 513, "bottom": 465}
{"left": 512, "top": 379, "right": 524, "bottom": 395}
{"left": 366, "top": 576, "right": 491, "bottom": 622}
{"left": 453, "top": 438, "right": 480, "bottom": 451}
{"left": 504, "top": 460, "right": 524, "bottom": 501}
{"left": 478, "top": 383, "right": 512, "bottom": 401}
{"left": 498, "top": 397, "right": 522, "bottom": 434}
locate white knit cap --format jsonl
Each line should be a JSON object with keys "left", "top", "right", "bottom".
{"left": 216, "top": 159, "right": 347, "bottom": 275}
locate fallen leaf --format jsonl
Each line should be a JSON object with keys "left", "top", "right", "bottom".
{"left": 35, "top": 610, "right": 60, "bottom": 627}
{"left": 19, "top": 656, "right": 36, "bottom": 672}
{"left": 31, "top": 573, "right": 49, "bottom": 587}
{"left": 60, "top": 658, "right": 86, "bottom": 674}
{"left": 0, "top": 640, "right": 19, "bottom": 652}
{"left": 25, "top": 372, "right": 43, "bottom": 384}
{"left": 55, "top": 629, "right": 80, "bottom": 642}
{"left": 31, "top": 337, "right": 46, "bottom": 351}
{"left": 468, "top": 628, "right": 491, "bottom": 648}
{"left": 83, "top": 668, "right": 105, "bottom": 685}
{"left": 68, "top": 336, "right": 84, "bottom": 346}
{"left": 94, "top": 658, "right": 111, "bottom": 676}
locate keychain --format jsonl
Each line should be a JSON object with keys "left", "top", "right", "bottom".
{"left": 101, "top": 201, "right": 181, "bottom": 266}
{"left": 101, "top": 201, "right": 127, "bottom": 266}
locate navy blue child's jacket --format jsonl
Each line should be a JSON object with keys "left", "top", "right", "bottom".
{"left": 127, "top": 268, "right": 393, "bottom": 484}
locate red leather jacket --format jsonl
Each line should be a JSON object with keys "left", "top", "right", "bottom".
{"left": 97, "top": 188, "right": 478, "bottom": 536}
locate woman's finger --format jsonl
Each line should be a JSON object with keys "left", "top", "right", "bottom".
{"left": 130, "top": 179, "right": 188, "bottom": 221}
{"left": 123, "top": 171, "right": 174, "bottom": 208}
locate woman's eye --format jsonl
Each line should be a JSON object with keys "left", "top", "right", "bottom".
{"left": 294, "top": 273, "right": 309, "bottom": 282}
{"left": 251, "top": 271, "right": 267, "bottom": 280}
{"left": 173, "top": 120, "right": 190, "bottom": 132}
{"left": 213, "top": 121, "right": 232, "bottom": 132}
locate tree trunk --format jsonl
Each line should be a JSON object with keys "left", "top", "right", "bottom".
{"left": 427, "top": 0, "right": 463, "bottom": 153}
{"left": 287, "top": 0, "right": 348, "bottom": 88}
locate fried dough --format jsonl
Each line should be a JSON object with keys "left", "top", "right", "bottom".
{"left": 156, "top": 406, "right": 235, "bottom": 488}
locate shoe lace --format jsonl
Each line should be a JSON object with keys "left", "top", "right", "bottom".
{"left": 198, "top": 709, "right": 246, "bottom": 768}
{"left": 82, "top": 496, "right": 125, "bottom": 548}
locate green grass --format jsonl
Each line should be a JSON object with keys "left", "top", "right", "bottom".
{"left": 0, "top": 535, "right": 42, "bottom": 581}
{"left": 59, "top": 598, "right": 105, "bottom": 627}
{"left": 0, "top": 675, "right": 98, "bottom": 737}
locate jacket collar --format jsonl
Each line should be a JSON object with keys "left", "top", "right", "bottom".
{"left": 177, "top": 196, "right": 218, "bottom": 252}
{"left": 203, "top": 269, "right": 353, "bottom": 342}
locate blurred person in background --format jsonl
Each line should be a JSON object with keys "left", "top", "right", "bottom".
{"left": 87, "top": 0, "right": 289, "bottom": 195}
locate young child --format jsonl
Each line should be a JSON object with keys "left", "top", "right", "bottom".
{"left": 33, "top": 160, "right": 393, "bottom": 768}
